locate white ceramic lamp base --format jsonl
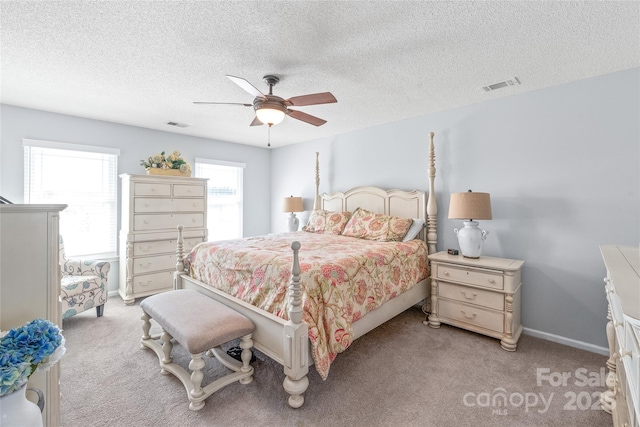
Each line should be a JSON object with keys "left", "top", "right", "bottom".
{"left": 287, "top": 213, "right": 300, "bottom": 232}
{"left": 454, "top": 220, "right": 489, "bottom": 258}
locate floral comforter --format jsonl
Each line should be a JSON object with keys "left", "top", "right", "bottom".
{"left": 184, "top": 231, "right": 428, "bottom": 379}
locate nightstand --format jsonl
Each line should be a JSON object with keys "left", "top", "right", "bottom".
{"left": 427, "top": 251, "right": 525, "bottom": 351}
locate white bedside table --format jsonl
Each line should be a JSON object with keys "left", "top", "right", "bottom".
{"left": 427, "top": 251, "right": 525, "bottom": 351}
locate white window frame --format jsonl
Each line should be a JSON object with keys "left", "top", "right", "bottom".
{"left": 23, "top": 138, "right": 120, "bottom": 257}
{"left": 195, "top": 158, "right": 245, "bottom": 241}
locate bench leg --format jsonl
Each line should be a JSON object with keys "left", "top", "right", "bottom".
{"left": 239, "top": 334, "right": 254, "bottom": 385}
{"left": 160, "top": 329, "right": 173, "bottom": 375}
{"left": 141, "top": 311, "right": 151, "bottom": 350}
{"left": 188, "top": 352, "right": 206, "bottom": 411}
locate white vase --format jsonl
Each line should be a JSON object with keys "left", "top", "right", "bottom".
{"left": 0, "top": 385, "right": 43, "bottom": 427}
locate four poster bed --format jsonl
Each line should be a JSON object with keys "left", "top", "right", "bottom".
{"left": 173, "top": 132, "right": 438, "bottom": 408}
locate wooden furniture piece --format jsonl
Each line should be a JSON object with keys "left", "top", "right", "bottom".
{"left": 600, "top": 245, "right": 640, "bottom": 427}
{"left": 174, "top": 132, "right": 438, "bottom": 408}
{"left": 0, "top": 204, "right": 67, "bottom": 427}
{"left": 119, "top": 174, "right": 208, "bottom": 305}
{"left": 427, "top": 251, "right": 524, "bottom": 351}
{"left": 141, "top": 289, "right": 255, "bottom": 411}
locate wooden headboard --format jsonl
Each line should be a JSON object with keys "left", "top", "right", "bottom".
{"left": 313, "top": 132, "right": 438, "bottom": 254}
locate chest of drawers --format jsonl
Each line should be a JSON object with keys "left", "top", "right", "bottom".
{"left": 119, "top": 174, "right": 208, "bottom": 304}
{"left": 427, "top": 251, "right": 525, "bottom": 351}
{"left": 600, "top": 245, "right": 640, "bottom": 427}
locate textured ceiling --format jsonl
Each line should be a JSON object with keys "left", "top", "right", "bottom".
{"left": 1, "top": 1, "right": 638, "bottom": 148}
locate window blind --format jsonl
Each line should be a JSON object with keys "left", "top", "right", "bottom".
{"left": 23, "top": 139, "right": 119, "bottom": 257}
{"left": 195, "top": 158, "right": 245, "bottom": 241}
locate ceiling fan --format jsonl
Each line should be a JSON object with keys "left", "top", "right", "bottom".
{"left": 194, "top": 74, "right": 337, "bottom": 127}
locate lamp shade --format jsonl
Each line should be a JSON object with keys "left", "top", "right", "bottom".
{"left": 256, "top": 106, "right": 286, "bottom": 125}
{"left": 283, "top": 196, "right": 304, "bottom": 213}
{"left": 448, "top": 191, "right": 492, "bottom": 220}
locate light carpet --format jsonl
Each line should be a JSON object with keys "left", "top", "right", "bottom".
{"left": 59, "top": 296, "right": 612, "bottom": 427}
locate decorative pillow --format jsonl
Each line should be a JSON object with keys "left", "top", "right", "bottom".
{"left": 402, "top": 218, "right": 426, "bottom": 242}
{"left": 302, "top": 210, "right": 352, "bottom": 235}
{"left": 341, "top": 208, "right": 413, "bottom": 242}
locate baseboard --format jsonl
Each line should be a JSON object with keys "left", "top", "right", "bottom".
{"left": 522, "top": 327, "right": 609, "bottom": 356}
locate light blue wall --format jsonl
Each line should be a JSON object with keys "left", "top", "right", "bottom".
{"left": 270, "top": 67, "right": 640, "bottom": 349}
{"left": 0, "top": 105, "right": 273, "bottom": 293}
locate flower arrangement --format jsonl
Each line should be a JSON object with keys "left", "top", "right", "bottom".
{"left": 0, "top": 319, "right": 66, "bottom": 396}
{"left": 140, "top": 150, "right": 192, "bottom": 174}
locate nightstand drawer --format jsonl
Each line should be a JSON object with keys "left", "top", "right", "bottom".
{"left": 438, "top": 264, "right": 504, "bottom": 290}
{"left": 438, "top": 299, "right": 504, "bottom": 333}
{"left": 438, "top": 282, "right": 504, "bottom": 311}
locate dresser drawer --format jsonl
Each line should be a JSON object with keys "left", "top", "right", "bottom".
{"left": 134, "top": 198, "right": 205, "bottom": 213}
{"left": 133, "top": 238, "right": 202, "bottom": 256}
{"left": 134, "top": 182, "right": 171, "bottom": 196}
{"left": 438, "top": 282, "right": 504, "bottom": 311}
{"left": 624, "top": 322, "right": 640, "bottom": 406}
{"left": 134, "top": 213, "right": 204, "bottom": 231}
{"left": 132, "top": 253, "right": 176, "bottom": 275}
{"left": 438, "top": 264, "right": 504, "bottom": 290}
{"left": 438, "top": 299, "right": 504, "bottom": 333}
{"left": 132, "top": 271, "right": 174, "bottom": 294}
{"left": 173, "top": 184, "right": 205, "bottom": 197}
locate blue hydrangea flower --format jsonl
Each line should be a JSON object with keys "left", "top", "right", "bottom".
{"left": 0, "top": 319, "right": 64, "bottom": 396}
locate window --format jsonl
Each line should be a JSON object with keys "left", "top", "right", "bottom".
{"left": 23, "top": 139, "right": 119, "bottom": 257}
{"left": 195, "top": 158, "right": 244, "bottom": 241}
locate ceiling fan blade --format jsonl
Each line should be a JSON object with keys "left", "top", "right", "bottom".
{"left": 286, "top": 92, "right": 337, "bottom": 106}
{"left": 250, "top": 116, "right": 263, "bottom": 126}
{"left": 287, "top": 109, "right": 327, "bottom": 126}
{"left": 193, "top": 102, "right": 252, "bottom": 106}
{"left": 227, "top": 75, "right": 266, "bottom": 99}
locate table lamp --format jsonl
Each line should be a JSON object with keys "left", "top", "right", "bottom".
{"left": 283, "top": 196, "right": 304, "bottom": 232}
{"left": 448, "top": 190, "right": 492, "bottom": 258}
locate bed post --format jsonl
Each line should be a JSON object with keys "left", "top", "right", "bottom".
{"left": 282, "top": 241, "right": 309, "bottom": 408}
{"left": 174, "top": 225, "right": 185, "bottom": 290}
{"left": 312, "top": 152, "right": 320, "bottom": 210}
{"left": 426, "top": 132, "right": 437, "bottom": 255}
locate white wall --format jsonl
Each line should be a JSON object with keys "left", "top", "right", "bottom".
{"left": 0, "top": 105, "right": 273, "bottom": 292}
{"left": 270, "top": 67, "right": 640, "bottom": 351}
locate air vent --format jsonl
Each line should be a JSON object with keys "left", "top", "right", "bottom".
{"left": 166, "top": 121, "right": 190, "bottom": 128}
{"left": 482, "top": 77, "right": 521, "bottom": 92}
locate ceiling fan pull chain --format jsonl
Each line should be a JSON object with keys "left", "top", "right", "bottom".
{"left": 267, "top": 124, "right": 272, "bottom": 147}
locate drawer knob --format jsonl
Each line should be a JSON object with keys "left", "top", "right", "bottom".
{"left": 488, "top": 278, "right": 495, "bottom": 284}
{"left": 443, "top": 271, "right": 450, "bottom": 276}
{"left": 139, "top": 262, "right": 151, "bottom": 268}
{"left": 461, "top": 290, "right": 477, "bottom": 300}
{"left": 460, "top": 310, "right": 477, "bottom": 320}
{"left": 144, "top": 220, "right": 149, "bottom": 224}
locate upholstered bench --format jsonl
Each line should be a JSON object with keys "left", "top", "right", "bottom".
{"left": 140, "top": 289, "right": 255, "bottom": 411}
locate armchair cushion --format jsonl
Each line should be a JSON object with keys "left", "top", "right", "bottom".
{"left": 59, "top": 236, "right": 110, "bottom": 320}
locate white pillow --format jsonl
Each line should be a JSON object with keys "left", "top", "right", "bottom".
{"left": 402, "top": 218, "right": 426, "bottom": 242}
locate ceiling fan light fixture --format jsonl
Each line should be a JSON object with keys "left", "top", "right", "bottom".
{"left": 255, "top": 103, "right": 286, "bottom": 125}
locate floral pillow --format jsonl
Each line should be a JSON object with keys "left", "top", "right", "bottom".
{"left": 341, "top": 208, "right": 414, "bottom": 242}
{"left": 302, "top": 210, "right": 352, "bottom": 235}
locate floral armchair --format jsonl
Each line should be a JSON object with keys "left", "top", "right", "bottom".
{"left": 59, "top": 236, "right": 110, "bottom": 320}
